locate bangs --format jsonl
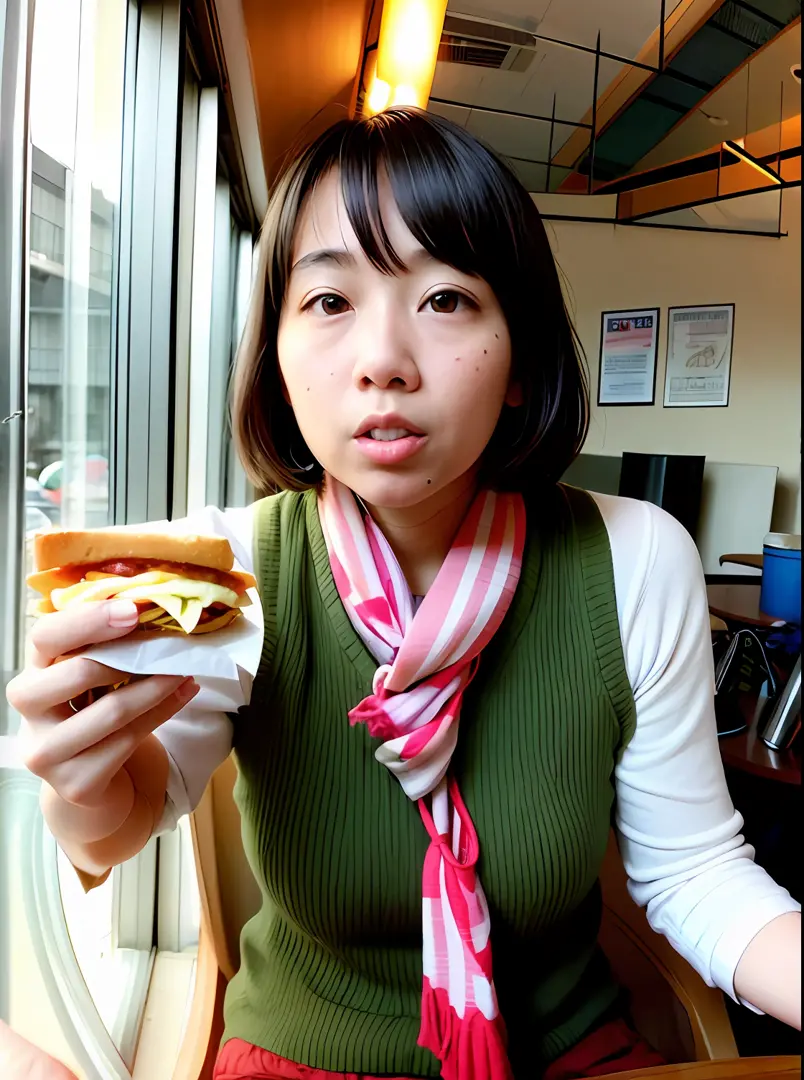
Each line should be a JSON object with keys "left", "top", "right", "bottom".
{"left": 268, "top": 109, "right": 523, "bottom": 306}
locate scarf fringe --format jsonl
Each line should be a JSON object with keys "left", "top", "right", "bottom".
{"left": 419, "top": 983, "right": 514, "bottom": 1080}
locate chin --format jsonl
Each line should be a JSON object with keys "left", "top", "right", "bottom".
{"left": 331, "top": 466, "right": 450, "bottom": 510}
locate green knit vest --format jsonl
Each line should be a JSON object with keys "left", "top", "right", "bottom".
{"left": 222, "top": 484, "right": 636, "bottom": 1077}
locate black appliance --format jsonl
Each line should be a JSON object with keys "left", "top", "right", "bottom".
{"left": 618, "top": 452, "right": 705, "bottom": 539}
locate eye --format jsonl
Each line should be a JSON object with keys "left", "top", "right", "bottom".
{"left": 426, "top": 290, "right": 472, "bottom": 314}
{"left": 307, "top": 294, "right": 351, "bottom": 316}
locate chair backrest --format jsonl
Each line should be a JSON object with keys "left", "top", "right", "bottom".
{"left": 190, "top": 755, "right": 260, "bottom": 983}
{"left": 190, "top": 759, "right": 737, "bottom": 1062}
{"left": 598, "top": 832, "right": 737, "bottom": 1063}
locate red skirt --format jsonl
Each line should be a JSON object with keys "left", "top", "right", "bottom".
{"left": 213, "top": 1018, "right": 665, "bottom": 1080}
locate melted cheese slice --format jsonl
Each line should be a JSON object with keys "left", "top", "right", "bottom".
{"left": 51, "top": 571, "right": 248, "bottom": 634}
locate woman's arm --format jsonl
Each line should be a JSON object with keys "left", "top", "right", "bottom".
{"left": 734, "top": 912, "right": 801, "bottom": 1030}
{"left": 595, "top": 493, "right": 801, "bottom": 1027}
{"left": 13, "top": 502, "right": 255, "bottom": 886}
{"left": 39, "top": 733, "right": 170, "bottom": 885}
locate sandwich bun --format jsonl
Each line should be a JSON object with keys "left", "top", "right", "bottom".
{"left": 28, "top": 529, "right": 256, "bottom": 635}
{"left": 34, "top": 529, "right": 237, "bottom": 575}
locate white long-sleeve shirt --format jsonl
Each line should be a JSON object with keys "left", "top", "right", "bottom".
{"left": 152, "top": 492, "right": 800, "bottom": 1010}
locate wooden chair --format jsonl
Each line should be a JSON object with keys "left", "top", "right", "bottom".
{"left": 173, "top": 757, "right": 761, "bottom": 1080}
{"left": 719, "top": 555, "right": 764, "bottom": 573}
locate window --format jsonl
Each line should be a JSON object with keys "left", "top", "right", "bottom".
{"left": 24, "top": 0, "right": 139, "bottom": 1067}
{"left": 2, "top": 0, "right": 261, "bottom": 1068}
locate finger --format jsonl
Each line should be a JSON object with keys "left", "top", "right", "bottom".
{"left": 29, "top": 600, "right": 141, "bottom": 669}
{"left": 6, "top": 657, "right": 132, "bottom": 718}
{"left": 23, "top": 675, "right": 195, "bottom": 776}
{"left": 45, "top": 679, "right": 200, "bottom": 806}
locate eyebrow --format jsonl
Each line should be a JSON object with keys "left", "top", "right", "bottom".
{"left": 290, "top": 246, "right": 446, "bottom": 278}
{"left": 290, "top": 249, "right": 356, "bottom": 274}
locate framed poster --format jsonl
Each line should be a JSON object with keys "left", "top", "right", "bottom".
{"left": 597, "top": 308, "right": 659, "bottom": 406}
{"left": 664, "top": 303, "right": 734, "bottom": 408}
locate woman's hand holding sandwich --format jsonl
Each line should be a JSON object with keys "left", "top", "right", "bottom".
{"left": 6, "top": 600, "right": 199, "bottom": 883}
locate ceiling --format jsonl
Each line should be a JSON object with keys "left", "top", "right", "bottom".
{"left": 427, "top": 0, "right": 801, "bottom": 195}
{"left": 240, "top": 0, "right": 371, "bottom": 184}
{"left": 231, "top": 0, "right": 799, "bottom": 230}
{"left": 428, "top": 0, "right": 688, "bottom": 193}
{"left": 637, "top": 19, "right": 801, "bottom": 170}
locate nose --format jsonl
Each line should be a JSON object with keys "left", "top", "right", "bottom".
{"left": 352, "top": 301, "right": 421, "bottom": 393}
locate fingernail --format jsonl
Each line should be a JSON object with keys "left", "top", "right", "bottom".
{"left": 176, "top": 677, "right": 199, "bottom": 703}
{"left": 108, "top": 600, "right": 139, "bottom": 627}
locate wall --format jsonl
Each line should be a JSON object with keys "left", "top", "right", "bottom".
{"left": 538, "top": 188, "right": 801, "bottom": 533}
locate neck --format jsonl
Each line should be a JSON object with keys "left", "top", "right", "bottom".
{"left": 364, "top": 472, "right": 479, "bottom": 596}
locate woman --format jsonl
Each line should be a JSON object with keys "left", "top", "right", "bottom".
{"left": 8, "top": 108, "right": 800, "bottom": 1080}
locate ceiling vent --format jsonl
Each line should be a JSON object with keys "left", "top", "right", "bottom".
{"left": 438, "top": 15, "right": 535, "bottom": 72}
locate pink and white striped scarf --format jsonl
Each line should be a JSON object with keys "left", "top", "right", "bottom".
{"left": 318, "top": 476, "right": 526, "bottom": 1080}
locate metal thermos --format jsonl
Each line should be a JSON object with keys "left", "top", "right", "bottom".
{"left": 759, "top": 655, "right": 801, "bottom": 751}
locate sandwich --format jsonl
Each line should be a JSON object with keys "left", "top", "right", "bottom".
{"left": 28, "top": 529, "right": 256, "bottom": 634}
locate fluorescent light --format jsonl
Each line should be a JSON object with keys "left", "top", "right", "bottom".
{"left": 364, "top": 0, "right": 449, "bottom": 115}
{"left": 722, "top": 140, "right": 782, "bottom": 185}
{"left": 368, "top": 76, "right": 391, "bottom": 113}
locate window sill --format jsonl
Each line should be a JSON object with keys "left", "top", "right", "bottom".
{"left": 132, "top": 950, "right": 198, "bottom": 1079}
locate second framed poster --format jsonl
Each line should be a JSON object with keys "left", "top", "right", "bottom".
{"left": 597, "top": 308, "right": 659, "bottom": 406}
{"left": 664, "top": 303, "right": 734, "bottom": 408}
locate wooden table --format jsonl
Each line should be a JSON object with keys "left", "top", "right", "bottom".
{"left": 607, "top": 1058, "right": 800, "bottom": 1080}
{"left": 719, "top": 717, "right": 802, "bottom": 786}
{"left": 707, "top": 583, "right": 785, "bottom": 630}
{"left": 715, "top": 670, "right": 801, "bottom": 787}
{"left": 706, "top": 582, "right": 801, "bottom": 785}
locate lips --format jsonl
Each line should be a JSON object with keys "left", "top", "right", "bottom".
{"left": 352, "top": 413, "right": 427, "bottom": 465}
{"left": 353, "top": 413, "right": 425, "bottom": 440}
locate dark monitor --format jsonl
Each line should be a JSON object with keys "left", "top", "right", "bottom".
{"left": 561, "top": 454, "right": 622, "bottom": 496}
{"left": 618, "top": 452, "right": 705, "bottom": 540}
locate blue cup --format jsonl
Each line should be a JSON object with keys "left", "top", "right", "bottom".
{"left": 761, "top": 534, "right": 802, "bottom": 626}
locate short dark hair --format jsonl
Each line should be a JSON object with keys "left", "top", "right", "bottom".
{"left": 232, "top": 106, "right": 588, "bottom": 494}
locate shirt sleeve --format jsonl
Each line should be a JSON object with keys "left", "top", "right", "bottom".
{"left": 148, "top": 503, "right": 256, "bottom": 834}
{"left": 591, "top": 491, "right": 801, "bottom": 1011}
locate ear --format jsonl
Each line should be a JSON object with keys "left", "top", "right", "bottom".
{"left": 504, "top": 380, "right": 523, "bottom": 408}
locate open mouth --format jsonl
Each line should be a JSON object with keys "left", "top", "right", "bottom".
{"left": 353, "top": 416, "right": 427, "bottom": 463}
{"left": 363, "top": 427, "right": 419, "bottom": 442}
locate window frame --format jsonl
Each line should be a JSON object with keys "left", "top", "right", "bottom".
{"left": 0, "top": 0, "right": 31, "bottom": 711}
{"left": 2, "top": 0, "right": 264, "bottom": 1066}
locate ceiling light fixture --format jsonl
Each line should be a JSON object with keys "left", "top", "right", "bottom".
{"left": 722, "top": 139, "right": 782, "bottom": 185}
{"left": 363, "top": 0, "right": 450, "bottom": 115}
{"left": 791, "top": 64, "right": 801, "bottom": 84}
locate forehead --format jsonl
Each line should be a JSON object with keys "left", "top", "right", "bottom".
{"left": 290, "top": 167, "right": 419, "bottom": 264}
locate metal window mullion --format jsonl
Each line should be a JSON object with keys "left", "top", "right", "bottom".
{"left": 111, "top": 0, "right": 139, "bottom": 526}
{"left": 146, "top": 1, "right": 181, "bottom": 523}
{"left": 186, "top": 85, "right": 218, "bottom": 515}
{"left": 0, "top": 0, "right": 32, "bottom": 690}
{"left": 171, "top": 64, "right": 200, "bottom": 521}
{"left": 60, "top": 0, "right": 98, "bottom": 530}
{"left": 225, "top": 229, "right": 255, "bottom": 508}
{"left": 125, "top": 0, "right": 180, "bottom": 525}
{"left": 206, "top": 177, "right": 232, "bottom": 508}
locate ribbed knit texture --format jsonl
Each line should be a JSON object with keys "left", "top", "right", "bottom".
{"left": 222, "top": 483, "right": 636, "bottom": 1077}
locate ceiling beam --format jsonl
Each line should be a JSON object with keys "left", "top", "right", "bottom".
{"left": 637, "top": 16, "right": 801, "bottom": 173}
{"left": 551, "top": 0, "right": 727, "bottom": 172}
{"left": 241, "top": 0, "right": 374, "bottom": 187}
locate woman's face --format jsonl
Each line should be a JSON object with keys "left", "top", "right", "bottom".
{"left": 277, "top": 169, "right": 520, "bottom": 510}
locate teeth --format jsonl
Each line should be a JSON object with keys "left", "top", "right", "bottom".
{"left": 369, "top": 428, "right": 412, "bottom": 441}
